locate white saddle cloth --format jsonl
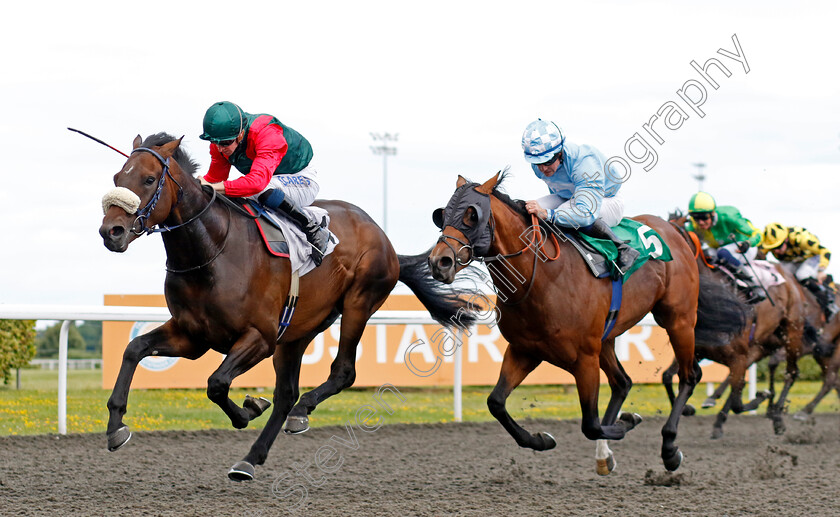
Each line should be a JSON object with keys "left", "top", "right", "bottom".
{"left": 262, "top": 206, "right": 339, "bottom": 277}
{"left": 751, "top": 260, "right": 786, "bottom": 288}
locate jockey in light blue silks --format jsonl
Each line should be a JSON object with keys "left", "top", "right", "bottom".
{"left": 522, "top": 118, "right": 639, "bottom": 274}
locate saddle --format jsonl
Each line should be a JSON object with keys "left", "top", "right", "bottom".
{"left": 547, "top": 219, "right": 673, "bottom": 280}
{"left": 240, "top": 201, "right": 291, "bottom": 257}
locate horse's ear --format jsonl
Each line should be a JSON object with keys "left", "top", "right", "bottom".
{"left": 475, "top": 172, "right": 501, "bottom": 194}
{"left": 456, "top": 175, "right": 467, "bottom": 188}
{"left": 132, "top": 135, "right": 142, "bottom": 149}
{"left": 432, "top": 208, "right": 444, "bottom": 229}
{"left": 159, "top": 136, "right": 184, "bottom": 158}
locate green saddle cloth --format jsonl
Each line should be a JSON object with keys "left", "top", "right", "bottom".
{"left": 578, "top": 219, "right": 673, "bottom": 279}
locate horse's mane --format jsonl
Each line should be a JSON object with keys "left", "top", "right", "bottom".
{"left": 141, "top": 132, "right": 201, "bottom": 176}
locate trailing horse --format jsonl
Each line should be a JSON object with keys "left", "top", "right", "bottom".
{"left": 427, "top": 173, "right": 748, "bottom": 473}
{"left": 99, "top": 133, "right": 475, "bottom": 481}
{"left": 663, "top": 210, "right": 805, "bottom": 438}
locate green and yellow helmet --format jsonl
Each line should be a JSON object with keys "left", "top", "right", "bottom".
{"left": 761, "top": 222, "right": 788, "bottom": 250}
{"left": 199, "top": 101, "right": 244, "bottom": 142}
{"left": 688, "top": 192, "right": 716, "bottom": 215}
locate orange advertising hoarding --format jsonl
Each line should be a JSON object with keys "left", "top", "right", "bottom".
{"left": 103, "top": 294, "right": 728, "bottom": 389}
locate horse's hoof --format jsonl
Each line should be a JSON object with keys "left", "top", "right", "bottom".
{"left": 228, "top": 461, "right": 255, "bottom": 482}
{"left": 792, "top": 411, "right": 810, "bottom": 422}
{"left": 596, "top": 453, "right": 616, "bottom": 476}
{"left": 663, "top": 450, "right": 683, "bottom": 472}
{"left": 710, "top": 427, "right": 723, "bottom": 440}
{"left": 759, "top": 389, "right": 772, "bottom": 400}
{"left": 701, "top": 398, "right": 717, "bottom": 409}
{"left": 536, "top": 431, "right": 556, "bottom": 451}
{"left": 244, "top": 395, "right": 272, "bottom": 420}
{"left": 107, "top": 426, "right": 132, "bottom": 452}
{"left": 284, "top": 415, "right": 310, "bottom": 435}
{"left": 772, "top": 418, "right": 786, "bottom": 435}
{"left": 682, "top": 404, "right": 696, "bottom": 416}
{"left": 619, "top": 412, "right": 643, "bottom": 430}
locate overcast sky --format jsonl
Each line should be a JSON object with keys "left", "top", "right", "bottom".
{"left": 1, "top": 0, "right": 838, "bottom": 307}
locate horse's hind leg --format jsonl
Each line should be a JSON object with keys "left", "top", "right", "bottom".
{"left": 487, "top": 345, "right": 556, "bottom": 451}
{"left": 795, "top": 347, "right": 840, "bottom": 419}
{"left": 662, "top": 357, "right": 696, "bottom": 415}
{"left": 286, "top": 274, "right": 393, "bottom": 433}
{"left": 206, "top": 328, "right": 273, "bottom": 430}
{"left": 659, "top": 320, "right": 701, "bottom": 471}
{"left": 229, "top": 339, "right": 307, "bottom": 482}
{"left": 106, "top": 322, "right": 202, "bottom": 452}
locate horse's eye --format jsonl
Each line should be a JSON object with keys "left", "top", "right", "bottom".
{"left": 144, "top": 176, "right": 156, "bottom": 186}
{"left": 468, "top": 210, "right": 478, "bottom": 223}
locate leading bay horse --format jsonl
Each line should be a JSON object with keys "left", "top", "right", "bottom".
{"left": 428, "top": 173, "right": 748, "bottom": 473}
{"left": 99, "top": 133, "right": 474, "bottom": 481}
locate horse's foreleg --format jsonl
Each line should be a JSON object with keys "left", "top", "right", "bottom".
{"left": 206, "top": 328, "right": 272, "bottom": 430}
{"left": 487, "top": 346, "right": 555, "bottom": 451}
{"left": 661, "top": 323, "right": 700, "bottom": 471}
{"left": 594, "top": 341, "right": 639, "bottom": 476}
{"left": 285, "top": 308, "right": 371, "bottom": 434}
{"left": 574, "top": 353, "right": 626, "bottom": 441}
{"left": 600, "top": 341, "right": 635, "bottom": 426}
{"left": 229, "top": 340, "right": 306, "bottom": 482}
{"left": 106, "top": 323, "right": 199, "bottom": 451}
{"left": 767, "top": 348, "right": 784, "bottom": 405}
{"left": 767, "top": 336, "right": 801, "bottom": 435}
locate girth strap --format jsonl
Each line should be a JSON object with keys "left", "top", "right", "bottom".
{"left": 601, "top": 278, "right": 623, "bottom": 341}
{"left": 276, "top": 272, "right": 300, "bottom": 342}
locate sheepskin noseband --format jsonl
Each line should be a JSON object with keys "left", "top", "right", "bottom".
{"left": 102, "top": 187, "right": 141, "bottom": 215}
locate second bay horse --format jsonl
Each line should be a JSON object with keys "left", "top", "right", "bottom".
{"left": 427, "top": 173, "right": 748, "bottom": 472}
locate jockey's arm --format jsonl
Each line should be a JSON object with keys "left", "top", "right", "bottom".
{"left": 734, "top": 217, "right": 762, "bottom": 248}
{"left": 795, "top": 230, "right": 831, "bottom": 271}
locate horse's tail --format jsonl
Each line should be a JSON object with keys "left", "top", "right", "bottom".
{"left": 695, "top": 273, "right": 751, "bottom": 347}
{"left": 397, "top": 252, "right": 478, "bottom": 329}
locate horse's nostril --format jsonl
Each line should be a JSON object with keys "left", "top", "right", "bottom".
{"left": 439, "top": 256, "right": 453, "bottom": 269}
{"left": 110, "top": 226, "right": 124, "bottom": 238}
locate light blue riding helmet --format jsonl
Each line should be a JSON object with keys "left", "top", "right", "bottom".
{"left": 521, "top": 118, "right": 565, "bottom": 164}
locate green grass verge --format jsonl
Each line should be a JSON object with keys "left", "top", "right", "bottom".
{"left": 1, "top": 369, "right": 838, "bottom": 436}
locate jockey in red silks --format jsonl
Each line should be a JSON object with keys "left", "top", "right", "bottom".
{"left": 199, "top": 101, "right": 329, "bottom": 265}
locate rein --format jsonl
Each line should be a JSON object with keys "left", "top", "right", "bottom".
{"left": 164, "top": 202, "right": 233, "bottom": 274}
{"left": 483, "top": 214, "right": 560, "bottom": 305}
{"left": 128, "top": 148, "right": 241, "bottom": 274}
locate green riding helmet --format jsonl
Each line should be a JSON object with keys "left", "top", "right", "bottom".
{"left": 199, "top": 101, "right": 245, "bottom": 142}
{"left": 688, "top": 191, "right": 716, "bottom": 215}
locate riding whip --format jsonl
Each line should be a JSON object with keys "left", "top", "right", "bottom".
{"left": 67, "top": 127, "right": 129, "bottom": 157}
{"left": 729, "top": 233, "right": 775, "bottom": 306}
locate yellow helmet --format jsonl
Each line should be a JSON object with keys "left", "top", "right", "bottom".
{"left": 762, "top": 223, "right": 788, "bottom": 250}
{"left": 688, "top": 192, "right": 716, "bottom": 214}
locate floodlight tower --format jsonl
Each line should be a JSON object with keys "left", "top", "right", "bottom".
{"left": 370, "top": 132, "right": 399, "bottom": 234}
{"left": 692, "top": 162, "right": 707, "bottom": 191}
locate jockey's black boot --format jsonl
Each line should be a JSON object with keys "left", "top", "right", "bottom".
{"left": 582, "top": 219, "right": 640, "bottom": 276}
{"left": 259, "top": 189, "right": 330, "bottom": 266}
{"left": 803, "top": 278, "right": 840, "bottom": 319}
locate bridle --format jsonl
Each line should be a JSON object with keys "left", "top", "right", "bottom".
{"left": 126, "top": 146, "right": 232, "bottom": 274}
{"left": 130, "top": 146, "right": 187, "bottom": 236}
{"left": 436, "top": 188, "right": 559, "bottom": 305}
